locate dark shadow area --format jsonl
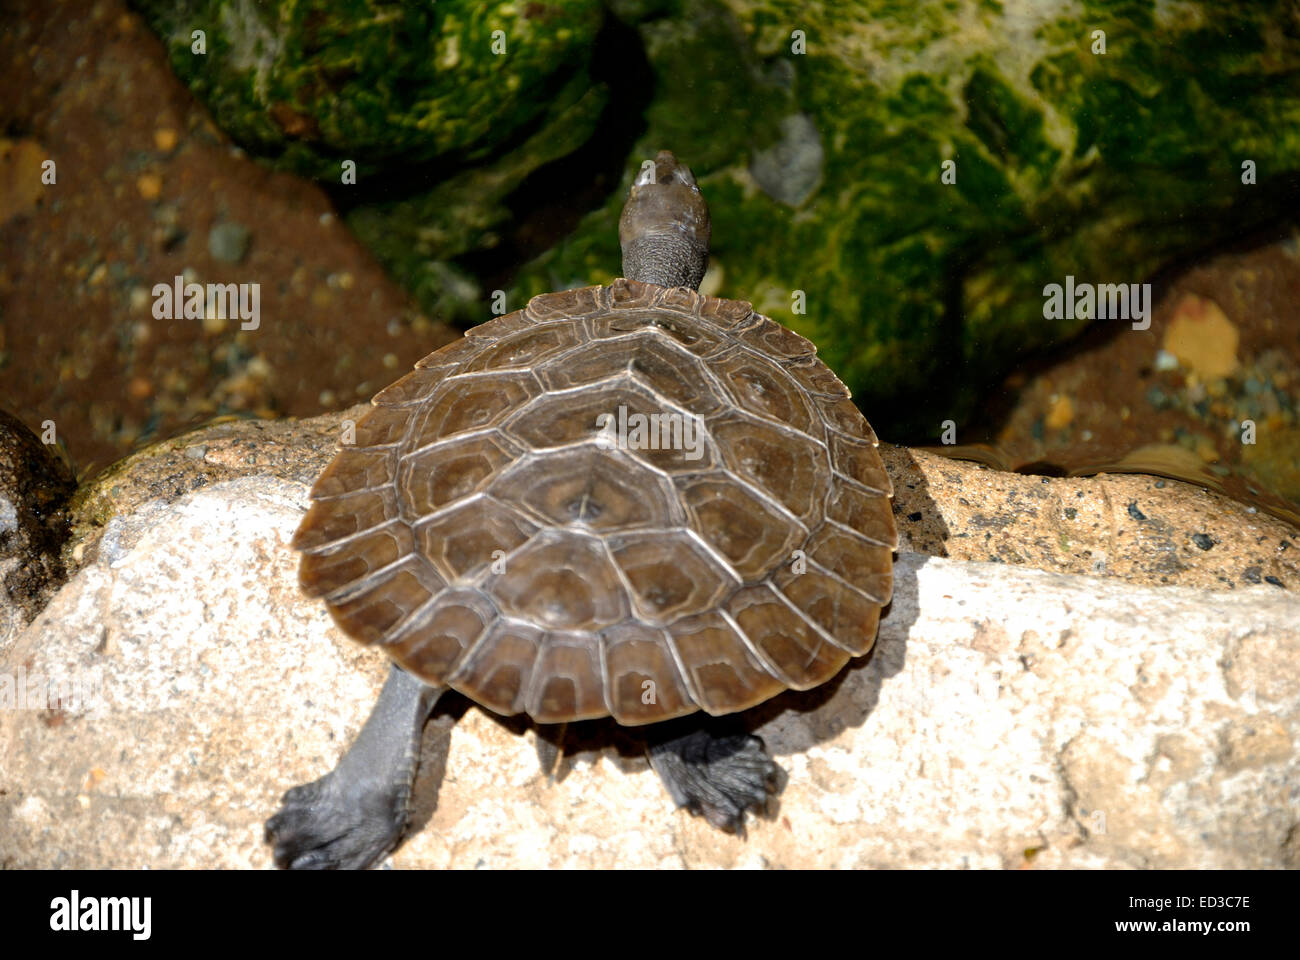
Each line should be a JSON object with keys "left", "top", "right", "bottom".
{"left": 876, "top": 175, "right": 1300, "bottom": 448}
{"left": 460, "top": 13, "right": 655, "bottom": 295}
{"left": 322, "top": 12, "right": 654, "bottom": 309}
{"left": 405, "top": 688, "right": 473, "bottom": 840}
{"left": 965, "top": 205, "right": 1300, "bottom": 444}
{"left": 884, "top": 445, "right": 953, "bottom": 559}
{"left": 858, "top": 233, "right": 979, "bottom": 446}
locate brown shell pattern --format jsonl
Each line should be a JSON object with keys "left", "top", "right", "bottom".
{"left": 295, "top": 279, "right": 897, "bottom": 726}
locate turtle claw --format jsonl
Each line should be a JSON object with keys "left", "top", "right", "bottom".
{"left": 647, "top": 726, "right": 780, "bottom": 833}
{"left": 265, "top": 771, "right": 407, "bottom": 870}
{"left": 266, "top": 666, "right": 441, "bottom": 870}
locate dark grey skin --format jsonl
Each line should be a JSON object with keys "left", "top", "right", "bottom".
{"left": 266, "top": 151, "right": 777, "bottom": 870}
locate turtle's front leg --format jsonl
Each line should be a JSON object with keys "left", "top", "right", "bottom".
{"left": 266, "top": 664, "right": 443, "bottom": 870}
{"left": 646, "top": 721, "right": 780, "bottom": 833}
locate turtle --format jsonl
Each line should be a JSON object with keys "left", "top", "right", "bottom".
{"left": 266, "top": 150, "right": 897, "bottom": 869}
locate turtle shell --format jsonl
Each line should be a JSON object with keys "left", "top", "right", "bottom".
{"left": 294, "top": 278, "right": 896, "bottom": 726}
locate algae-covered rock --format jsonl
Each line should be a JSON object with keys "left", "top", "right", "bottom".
{"left": 130, "top": 0, "right": 609, "bottom": 324}
{"left": 129, "top": 0, "right": 605, "bottom": 179}
{"left": 343, "top": 77, "right": 608, "bottom": 323}
{"left": 136, "top": 0, "right": 1300, "bottom": 436}
{"left": 513, "top": 0, "right": 1300, "bottom": 436}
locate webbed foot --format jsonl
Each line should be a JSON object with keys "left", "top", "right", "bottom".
{"left": 647, "top": 724, "right": 779, "bottom": 832}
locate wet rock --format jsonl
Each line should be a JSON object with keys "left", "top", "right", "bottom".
{"left": 131, "top": 0, "right": 606, "bottom": 180}
{"left": 514, "top": 1, "right": 1300, "bottom": 436}
{"left": 0, "top": 409, "right": 76, "bottom": 639}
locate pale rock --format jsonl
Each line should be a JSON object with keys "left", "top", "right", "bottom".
{"left": 2, "top": 475, "right": 1297, "bottom": 869}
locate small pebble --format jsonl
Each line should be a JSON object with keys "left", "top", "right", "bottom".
{"left": 153, "top": 128, "right": 178, "bottom": 152}
{"left": 1127, "top": 502, "right": 1147, "bottom": 521}
{"left": 1242, "top": 566, "right": 1263, "bottom": 584}
{"left": 136, "top": 173, "right": 162, "bottom": 199}
{"left": 1191, "top": 533, "right": 1214, "bottom": 550}
{"left": 1145, "top": 385, "right": 1170, "bottom": 410}
{"left": 1264, "top": 576, "right": 1284, "bottom": 587}
{"left": 1153, "top": 349, "right": 1179, "bottom": 371}
{"left": 1045, "top": 394, "right": 1074, "bottom": 430}
{"left": 208, "top": 221, "right": 251, "bottom": 263}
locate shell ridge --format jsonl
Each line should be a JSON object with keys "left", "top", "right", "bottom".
{"left": 806, "top": 557, "right": 893, "bottom": 607}
{"left": 716, "top": 606, "right": 791, "bottom": 688}
{"left": 659, "top": 626, "right": 705, "bottom": 714}
{"left": 444, "top": 605, "right": 508, "bottom": 689}
{"left": 767, "top": 582, "right": 853, "bottom": 657}
{"left": 823, "top": 515, "right": 898, "bottom": 550}
{"left": 298, "top": 516, "right": 405, "bottom": 556}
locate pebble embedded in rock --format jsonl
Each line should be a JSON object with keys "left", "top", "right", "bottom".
{"left": 1191, "top": 533, "right": 1215, "bottom": 550}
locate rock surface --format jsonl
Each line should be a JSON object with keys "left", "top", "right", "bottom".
{"left": 0, "top": 409, "right": 75, "bottom": 640}
{"left": 1, "top": 416, "right": 1298, "bottom": 868}
{"left": 55, "top": 414, "right": 1300, "bottom": 596}
{"left": 884, "top": 446, "right": 1300, "bottom": 591}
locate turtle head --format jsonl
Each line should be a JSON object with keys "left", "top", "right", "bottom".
{"left": 619, "top": 150, "right": 711, "bottom": 291}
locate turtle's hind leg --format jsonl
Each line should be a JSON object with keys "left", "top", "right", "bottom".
{"left": 266, "top": 664, "right": 442, "bottom": 870}
{"left": 646, "top": 720, "right": 780, "bottom": 833}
